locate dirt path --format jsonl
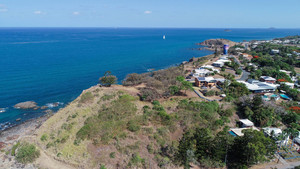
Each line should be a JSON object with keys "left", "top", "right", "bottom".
{"left": 35, "top": 150, "right": 75, "bottom": 169}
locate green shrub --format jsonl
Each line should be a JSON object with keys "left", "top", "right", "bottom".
{"left": 236, "top": 69, "right": 242, "bottom": 75}
{"left": 109, "top": 152, "right": 116, "bottom": 158}
{"left": 11, "top": 141, "right": 20, "bottom": 156}
{"left": 128, "top": 153, "right": 145, "bottom": 167}
{"left": 40, "top": 134, "right": 48, "bottom": 142}
{"left": 101, "top": 94, "right": 115, "bottom": 101}
{"left": 205, "top": 90, "right": 216, "bottom": 96}
{"left": 147, "top": 144, "right": 154, "bottom": 153}
{"left": 16, "top": 143, "right": 40, "bottom": 164}
{"left": 127, "top": 120, "right": 140, "bottom": 132}
{"left": 46, "top": 142, "right": 54, "bottom": 149}
{"left": 100, "top": 164, "right": 107, "bottom": 169}
{"left": 79, "top": 92, "right": 94, "bottom": 103}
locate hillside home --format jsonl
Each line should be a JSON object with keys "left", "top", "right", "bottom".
{"left": 239, "top": 119, "right": 254, "bottom": 128}
{"left": 238, "top": 80, "right": 277, "bottom": 93}
{"left": 195, "top": 77, "right": 225, "bottom": 88}
{"left": 260, "top": 76, "right": 276, "bottom": 84}
{"left": 263, "top": 127, "right": 282, "bottom": 137}
{"left": 271, "top": 49, "right": 280, "bottom": 54}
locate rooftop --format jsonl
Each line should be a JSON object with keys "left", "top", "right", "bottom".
{"left": 260, "top": 76, "right": 276, "bottom": 81}
{"left": 239, "top": 119, "right": 254, "bottom": 127}
{"left": 238, "top": 81, "right": 277, "bottom": 91}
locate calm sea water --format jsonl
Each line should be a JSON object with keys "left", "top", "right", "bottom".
{"left": 1, "top": 28, "right": 300, "bottom": 129}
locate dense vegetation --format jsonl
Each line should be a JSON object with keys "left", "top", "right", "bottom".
{"left": 248, "top": 43, "right": 299, "bottom": 78}
{"left": 177, "top": 129, "right": 276, "bottom": 169}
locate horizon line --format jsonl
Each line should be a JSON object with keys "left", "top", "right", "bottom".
{"left": 1, "top": 26, "right": 300, "bottom": 29}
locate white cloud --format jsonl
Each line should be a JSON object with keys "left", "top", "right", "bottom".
{"left": 144, "top": 10, "right": 152, "bottom": 14}
{"left": 0, "top": 8, "right": 8, "bottom": 12}
{"left": 0, "top": 4, "right": 7, "bottom": 12}
{"left": 73, "top": 11, "right": 80, "bottom": 15}
{"left": 34, "top": 11, "right": 42, "bottom": 14}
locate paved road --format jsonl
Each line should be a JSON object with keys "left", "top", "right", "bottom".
{"left": 231, "top": 55, "right": 250, "bottom": 81}
{"left": 238, "top": 69, "right": 250, "bottom": 81}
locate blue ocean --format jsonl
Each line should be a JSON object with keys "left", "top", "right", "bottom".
{"left": 1, "top": 28, "right": 300, "bottom": 129}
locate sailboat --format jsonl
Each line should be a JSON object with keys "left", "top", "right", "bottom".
{"left": 163, "top": 35, "right": 166, "bottom": 40}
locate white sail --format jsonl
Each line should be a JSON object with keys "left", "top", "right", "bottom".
{"left": 163, "top": 35, "right": 166, "bottom": 40}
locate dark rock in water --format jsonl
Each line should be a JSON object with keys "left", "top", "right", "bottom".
{"left": 41, "top": 106, "right": 48, "bottom": 110}
{"left": 16, "top": 118, "right": 21, "bottom": 122}
{"left": 53, "top": 102, "right": 59, "bottom": 107}
{"left": 14, "top": 101, "right": 38, "bottom": 109}
{"left": 189, "top": 57, "right": 195, "bottom": 62}
{"left": 44, "top": 109, "right": 53, "bottom": 114}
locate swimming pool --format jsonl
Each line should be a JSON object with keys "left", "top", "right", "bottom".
{"left": 229, "top": 131, "right": 237, "bottom": 137}
{"left": 280, "top": 94, "right": 291, "bottom": 100}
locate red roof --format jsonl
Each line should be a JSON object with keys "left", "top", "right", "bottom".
{"left": 277, "top": 79, "right": 288, "bottom": 82}
{"left": 289, "top": 106, "right": 300, "bottom": 113}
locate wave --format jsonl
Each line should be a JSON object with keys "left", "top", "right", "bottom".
{"left": 0, "top": 121, "right": 12, "bottom": 131}
{"left": 0, "top": 107, "right": 8, "bottom": 113}
{"left": 45, "top": 102, "right": 64, "bottom": 108}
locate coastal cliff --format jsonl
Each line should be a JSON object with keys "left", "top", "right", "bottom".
{"left": 197, "top": 38, "right": 237, "bottom": 50}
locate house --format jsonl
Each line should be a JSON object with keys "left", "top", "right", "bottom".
{"left": 193, "top": 69, "right": 212, "bottom": 77}
{"left": 212, "top": 61, "right": 224, "bottom": 67}
{"left": 195, "top": 77, "right": 225, "bottom": 88}
{"left": 240, "top": 53, "right": 253, "bottom": 61}
{"left": 260, "top": 76, "right": 276, "bottom": 84}
{"left": 294, "top": 132, "right": 300, "bottom": 145}
{"left": 238, "top": 80, "right": 277, "bottom": 93}
{"left": 279, "top": 70, "right": 292, "bottom": 76}
{"left": 200, "top": 65, "right": 214, "bottom": 69}
{"left": 271, "top": 49, "right": 280, "bottom": 54}
{"left": 239, "top": 119, "right": 254, "bottom": 128}
{"left": 263, "top": 127, "right": 282, "bottom": 137}
{"left": 281, "top": 82, "right": 295, "bottom": 89}
{"left": 247, "top": 79, "right": 260, "bottom": 84}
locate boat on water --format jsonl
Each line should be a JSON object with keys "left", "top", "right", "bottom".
{"left": 163, "top": 35, "right": 166, "bottom": 40}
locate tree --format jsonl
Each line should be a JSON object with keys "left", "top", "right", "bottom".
{"left": 176, "top": 76, "right": 193, "bottom": 94}
{"left": 169, "top": 85, "right": 180, "bottom": 95}
{"left": 99, "top": 71, "right": 117, "bottom": 87}
{"left": 176, "top": 131, "right": 196, "bottom": 169}
{"left": 228, "top": 130, "right": 276, "bottom": 168}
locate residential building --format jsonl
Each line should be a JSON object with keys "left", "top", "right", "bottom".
{"left": 239, "top": 119, "right": 254, "bottom": 128}
{"left": 195, "top": 77, "right": 225, "bottom": 88}
{"left": 260, "top": 76, "right": 276, "bottom": 84}
{"left": 271, "top": 49, "right": 280, "bottom": 54}
{"left": 263, "top": 127, "right": 282, "bottom": 137}
{"left": 238, "top": 80, "right": 277, "bottom": 93}
{"left": 212, "top": 61, "right": 224, "bottom": 67}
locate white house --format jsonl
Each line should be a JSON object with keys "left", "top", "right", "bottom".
{"left": 239, "top": 119, "right": 254, "bottom": 128}
{"left": 238, "top": 80, "right": 278, "bottom": 93}
{"left": 281, "top": 82, "right": 295, "bottom": 89}
{"left": 193, "top": 69, "right": 212, "bottom": 77}
{"left": 212, "top": 61, "right": 224, "bottom": 67}
{"left": 263, "top": 127, "right": 282, "bottom": 137}
{"left": 271, "top": 49, "right": 280, "bottom": 54}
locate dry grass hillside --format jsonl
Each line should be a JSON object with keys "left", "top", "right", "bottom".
{"left": 32, "top": 84, "right": 208, "bottom": 169}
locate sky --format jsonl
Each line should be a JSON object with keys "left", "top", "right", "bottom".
{"left": 0, "top": 0, "right": 300, "bottom": 28}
